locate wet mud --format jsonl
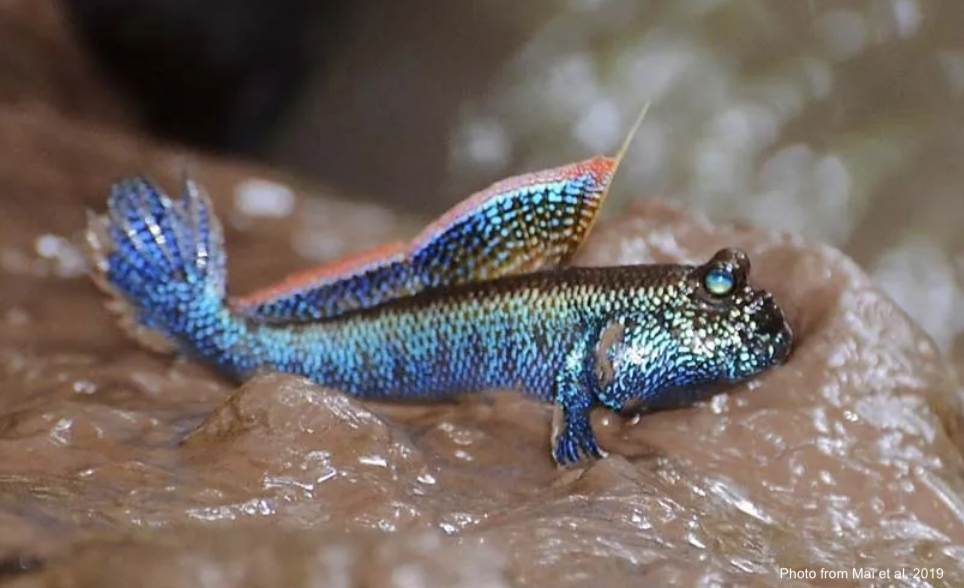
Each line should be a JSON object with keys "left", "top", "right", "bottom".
{"left": 2, "top": 1, "right": 964, "bottom": 587}
{"left": 2, "top": 185, "right": 964, "bottom": 587}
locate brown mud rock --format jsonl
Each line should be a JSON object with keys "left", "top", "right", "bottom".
{"left": 180, "top": 373, "right": 431, "bottom": 528}
{"left": 2, "top": 2, "right": 964, "bottom": 585}
{"left": 3, "top": 525, "right": 509, "bottom": 588}
{"left": 4, "top": 198, "right": 964, "bottom": 587}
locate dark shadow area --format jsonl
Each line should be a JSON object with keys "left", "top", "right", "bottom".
{"left": 60, "top": 0, "right": 350, "bottom": 154}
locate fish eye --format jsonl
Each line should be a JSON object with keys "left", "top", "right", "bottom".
{"left": 703, "top": 268, "right": 735, "bottom": 297}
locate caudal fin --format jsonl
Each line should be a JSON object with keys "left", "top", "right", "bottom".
{"left": 84, "top": 176, "right": 230, "bottom": 355}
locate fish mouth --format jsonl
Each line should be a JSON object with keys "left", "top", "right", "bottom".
{"left": 759, "top": 299, "right": 794, "bottom": 365}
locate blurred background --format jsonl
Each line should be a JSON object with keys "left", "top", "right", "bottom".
{"left": 53, "top": 0, "right": 964, "bottom": 362}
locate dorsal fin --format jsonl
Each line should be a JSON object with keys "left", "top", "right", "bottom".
{"left": 233, "top": 102, "right": 651, "bottom": 323}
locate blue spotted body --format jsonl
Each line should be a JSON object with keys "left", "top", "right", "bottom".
{"left": 84, "top": 171, "right": 793, "bottom": 466}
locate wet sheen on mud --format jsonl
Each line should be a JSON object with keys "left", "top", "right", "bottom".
{"left": 2, "top": 1, "right": 964, "bottom": 586}
{"left": 2, "top": 181, "right": 964, "bottom": 587}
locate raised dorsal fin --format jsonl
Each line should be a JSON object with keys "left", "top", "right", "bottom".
{"left": 233, "top": 102, "right": 650, "bottom": 323}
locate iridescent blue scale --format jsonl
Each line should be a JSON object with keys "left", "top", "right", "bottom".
{"left": 233, "top": 159, "right": 616, "bottom": 324}
{"left": 84, "top": 176, "right": 793, "bottom": 466}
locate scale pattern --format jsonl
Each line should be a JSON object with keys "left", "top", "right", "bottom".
{"left": 84, "top": 176, "right": 793, "bottom": 466}
{"left": 232, "top": 157, "right": 615, "bottom": 323}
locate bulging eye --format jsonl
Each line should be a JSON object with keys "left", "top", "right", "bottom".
{"left": 704, "top": 268, "right": 734, "bottom": 296}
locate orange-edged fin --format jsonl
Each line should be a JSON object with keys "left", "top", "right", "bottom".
{"left": 230, "top": 241, "right": 411, "bottom": 323}
{"left": 406, "top": 155, "right": 617, "bottom": 285}
{"left": 231, "top": 158, "right": 617, "bottom": 324}
{"left": 579, "top": 101, "right": 650, "bottom": 247}
{"left": 234, "top": 102, "right": 650, "bottom": 323}
{"left": 233, "top": 241, "right": 407, "bottom": 306}
{"left": 404, "top": 101, "right": 650, "bottom": 286}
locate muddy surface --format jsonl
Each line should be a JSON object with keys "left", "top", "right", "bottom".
{"left": 2, "top": 1, "right": 964, "bottom": 587}
{"left": 3, "top": 182, "right": 964, "bottom": 588}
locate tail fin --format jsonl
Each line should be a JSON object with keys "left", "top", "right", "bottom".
{"left": 84, "top": 176, "right": 230, "bottom": 355}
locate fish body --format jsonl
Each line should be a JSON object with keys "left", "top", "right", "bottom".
{"left": 84, "top": 166, "right": 792, "bottom": 466}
